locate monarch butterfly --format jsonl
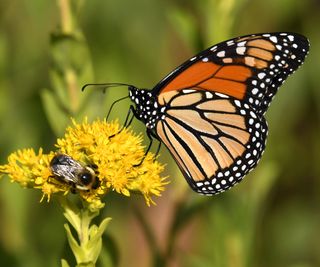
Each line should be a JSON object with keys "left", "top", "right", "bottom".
{"left": 83, "top": 32, "right": 309, "bottom": 195}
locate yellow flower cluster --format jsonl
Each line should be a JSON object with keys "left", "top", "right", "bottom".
{"left": 0, "top": 119, "right": 167, "bottom": 210}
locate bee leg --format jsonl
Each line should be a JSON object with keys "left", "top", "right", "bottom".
{"left": 92, "top": 177, "right": 100, "bottom": 190}
{"left": 88, "top": 163, "right": 98, "bottom": 169}
{"left": 70, "top": 185, "right": 77, "bottom": 194}
{"left": 48, "top": 175, "right": 65, "bottom": 186}
{"left": 48, "top": 175, "right": 76, "bottom": 193}
{"left": 47, "top": 175, "right": 57, "bottom": 186}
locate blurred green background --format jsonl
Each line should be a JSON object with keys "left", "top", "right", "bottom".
{"left": 0, "top": 0, "right": 320, "bottom": 266}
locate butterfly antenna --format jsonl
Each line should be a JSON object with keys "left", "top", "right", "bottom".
{"left": 81, "top": 82, "right": 135, "bottom": 121}
{"left": 81, "top": 82, "right": 135, "bottom": 92}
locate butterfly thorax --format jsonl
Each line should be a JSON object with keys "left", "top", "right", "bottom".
{"left": 129, "top": 86, "right": 164, "bottom": 129}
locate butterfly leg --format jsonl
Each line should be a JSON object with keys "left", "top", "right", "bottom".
{"left": 133, "top": 130, "right": 155, "bottom": 167}
{"left": 133, "top": 130, "right": 162, "bottom": 166}
{"left": 106, "top": 96, "right": 129, "bottom": 121}
{"left": 153, "top": 139, "right": 162, "bottom": 161}
{"left": 110, "top": 105, "right": 135, "bottom": 138}
{"left": 147, "top": 130, "right": 162, "bottom": 161}
{"left": 122, "top": 105, "right": 136, "bottom": 128}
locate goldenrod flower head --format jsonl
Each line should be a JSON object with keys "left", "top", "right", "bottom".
{"left": 0, "top": 119, "right": 167, "bottom": 210}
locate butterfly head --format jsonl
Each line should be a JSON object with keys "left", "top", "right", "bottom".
{"left": 128, "top": 86, "right": 162, "bottom": 129}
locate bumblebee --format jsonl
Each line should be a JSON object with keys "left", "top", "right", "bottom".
{"left": 50, "top": 154, "right": 100, "bottom": 192}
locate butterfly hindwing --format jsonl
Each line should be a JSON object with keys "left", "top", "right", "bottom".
{"left": 156, "top": 89, "right": 267, "bottom": 194}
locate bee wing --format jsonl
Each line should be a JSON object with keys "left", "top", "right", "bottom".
{"left": 50, "top": 154, "right": 83, "bottom": 184}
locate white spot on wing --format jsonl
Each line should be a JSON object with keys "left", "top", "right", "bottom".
{"left": 210, "top": 45, "right": 217, "bottom": 51}
{"left": 237, "top": 41, "right": 247, "bottom": 46}
{"left": 217, "top": 51, "right": 225, "bottom": 57}
{"left": 205, "top": 92, "right": 213, "bottom": 98}
{"left": 234, "top": 100, "right": 241, "bottom": 107}
{"left": 182, "top": 89, "right": 196, "bottom": 93}
{"left": 269, "top": 36, "right": 278, "bottom": 43}
{"left": 215, "top": 92, "right": 229, "bottom": 98}
{"left": 288, "top": 35, "right": 294, "bottom": 41}
{"left": 258, "top": 72, "right": 266, "bottom": 79}
{"left": 236, "top": 47, "right": 246, "bottom": 55}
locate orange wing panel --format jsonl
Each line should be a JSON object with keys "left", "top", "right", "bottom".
{"left": 160, "top": 61, "right": 250, "bottom": 100}
{"left": 215, "top": 65, "right": 252, "bottom": 82}
{"left": 162, "top": 62, "right": 221, "bottom": 93}
{"left": 199, "top": 78, "right": 246, "bottom": 99}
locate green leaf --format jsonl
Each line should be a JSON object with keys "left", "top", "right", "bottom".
{"left": 41, "top": 88, "right": 70, "bottom": 135}
{"left": 61, "top": 259, "right": 71, "bottom": 267}
{"left": 59, "top": 197, "right": 82, "bottom": 233}
{"left": 88, "top": 218, "right": 112, "bottom": 263}
{"left": 90, "top": 217, "right": 112, "bottom": 244}
{"left": 81, "top": 207, "right": 100, "bottom": 224}
{"left": 50, "top": 31, "right": 94, "bottom": 113}
{"left": 76, "top": 262, "right": 95, "bottom": 267}
{"left": 50, "top": 70, "right": 70, "bottom": 108}
{"left": 64, "top": 223, "right": 84, "bottom": 263}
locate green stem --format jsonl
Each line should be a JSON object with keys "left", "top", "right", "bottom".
{"left": 65, "top": 55, "right": 80, "bottom": 113}
{"left": 58, "top": 197, "right": 111, "bottom": 267}
{"left": 58, "top": 0, "right": 74, "bottom": 34}
{"left": 56, "top": 0, "right": 80, "bottom": 113}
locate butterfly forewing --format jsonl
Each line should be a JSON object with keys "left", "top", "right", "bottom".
{"left": 154, "top": 32, "right": 309, "bottom": 116}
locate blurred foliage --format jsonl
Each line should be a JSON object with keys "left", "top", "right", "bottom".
{"left": 0, "top": 0, "right": 319, "bottom": 267}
